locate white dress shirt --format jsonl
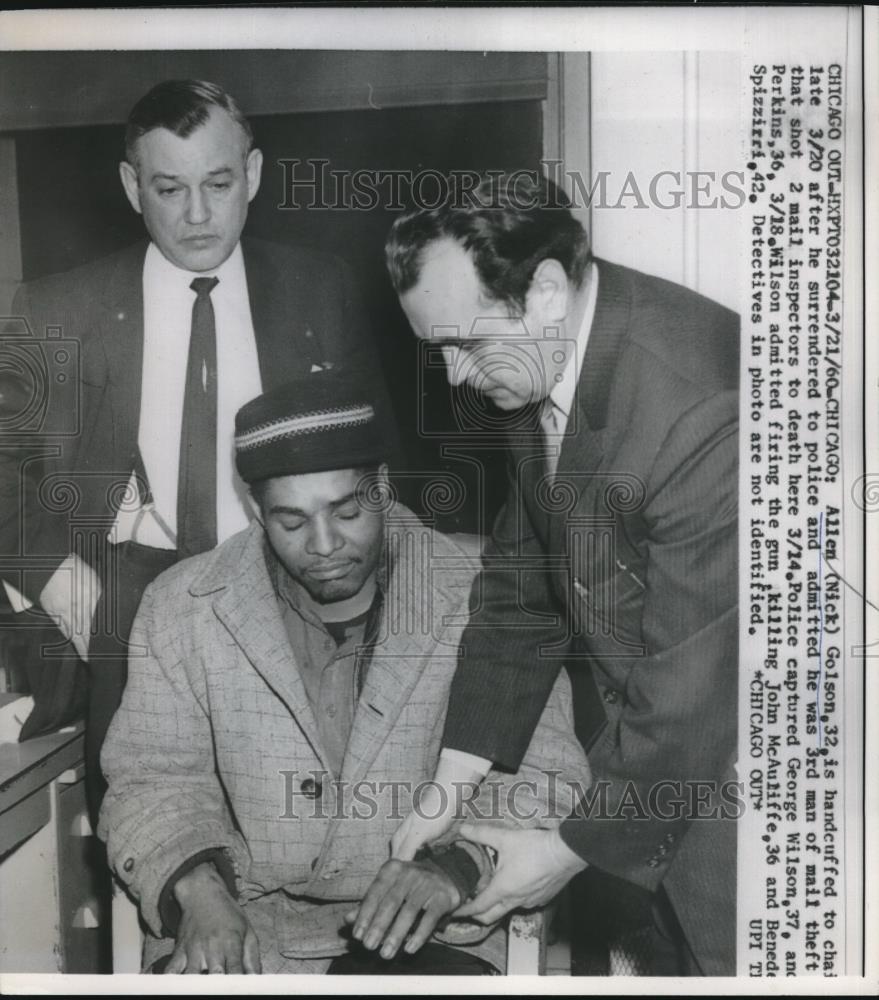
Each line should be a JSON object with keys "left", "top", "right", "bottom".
{"left": 443, "top": 261, "right": 600, "bottom": 778}
{"left": 2, "top": 243, "right": 263, "bottom": 613}
{"left": 540, "top": 261, "right": 600, "bottom": 449}
{"left": 114, "top": 241, "right": 264, "bottom": 549}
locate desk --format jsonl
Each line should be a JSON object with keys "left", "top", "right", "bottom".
{"left": 0, "top": 718, "right": 109, "bottom": 972}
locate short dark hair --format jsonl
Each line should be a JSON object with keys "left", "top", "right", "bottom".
{"left": 124, "top": 79, "right": 253, "bottom": 167}
{"left": 385, "top": 173, "right": 591, "bottom": 314}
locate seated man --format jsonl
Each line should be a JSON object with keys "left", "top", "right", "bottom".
{"left": 98, "top": 368, "right": 590, "bottom": 975}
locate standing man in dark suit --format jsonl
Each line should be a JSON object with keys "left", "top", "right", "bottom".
{"left": 384, "top": 174, "right": 739, "bottom": 975}
{"left": 0, "top": 79, "right": 386, "bottom": 817}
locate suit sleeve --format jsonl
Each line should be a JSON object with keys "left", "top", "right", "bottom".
{"left": 433, "top": 668, "right": 593, "bottom": 947}
{"left": 441, "top": 446, "right": 569, "bottom": 767}
{"left": 96, "top": 582, "right": 250, "bottom": 937}
{"left": 558, "top": 392, "right": 738, "bottom": 891}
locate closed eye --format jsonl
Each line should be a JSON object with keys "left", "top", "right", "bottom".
{"left": 334, "top": 502, "right": 361, "bottom": 521}
{"left": 278, "top": 518, "right": 305, "bottom": 532}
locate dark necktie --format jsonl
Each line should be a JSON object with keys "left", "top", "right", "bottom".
{"left": 176, "top": 276, "right": 219, "bottom": 559}
{"left": 540, "top": 396, "right": 564, "bottom": 479}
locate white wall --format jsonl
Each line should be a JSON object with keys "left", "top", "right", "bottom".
{"left": 549, "top": 51, "right": 742, "bottom": 313}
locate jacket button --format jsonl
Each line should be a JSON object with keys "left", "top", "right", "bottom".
{"left": 647, "top": 858, "right": 659, "bottom": 868}
{"left": 301, "top": 778, "right": 322, "bottom": 799}
{"left": 657, "top": 845, "right": 668, "bottom": 856}
{"left": 603, "top": 688, "right": 620, "bottom": 705}
{"left": 665, "top": 833, "right": 675, "bottom": 844}
{"left": 123, "top": 858, "right": 134, "bottom": 873}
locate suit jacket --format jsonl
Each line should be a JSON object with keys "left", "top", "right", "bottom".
{"left": 443, "top": 259, "right": 740, "bottom": 974}
{"left": 0, "top": 237, "right": 385, "bottom": 600}
{"left": 97, "top": 506, "right": 590, "bottom": 973}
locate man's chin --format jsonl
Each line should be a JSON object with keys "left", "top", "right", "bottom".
{"left": 305, "top": 578, "right": 361, "bottom": 604}
{"left": 163, "top": 241, "right": 230, "bottom": 273}
{"left": 485, "top": 390, "right": 528, "bottom": 411}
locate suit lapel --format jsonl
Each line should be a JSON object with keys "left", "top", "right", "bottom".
{"left": 97, "top": 242, "right": 148, "bottom": 469}
{"left": 206, "top": 528, "right": 330, "bottom": 768}
{"left": 548, "top": 259, "right": 631, "bottom": 553}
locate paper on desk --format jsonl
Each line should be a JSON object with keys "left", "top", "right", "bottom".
{"left": 0, "top": 695, "right": 35, "bottom": 743}
{"left": 2, "top": 580, "right": 33, "bottom": 613}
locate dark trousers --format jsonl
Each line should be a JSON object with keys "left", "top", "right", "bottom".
{"left": 569, "top": 867, "right": 699, "bottom": 976}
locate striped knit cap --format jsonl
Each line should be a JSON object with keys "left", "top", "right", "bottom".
{"left": 234, "top": 368, "right": 387, "bottom": 483}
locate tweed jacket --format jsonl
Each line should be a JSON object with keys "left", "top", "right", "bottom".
{"left": 98, "top": 505, "right": 590, "bottom": 973}
{"left": 442, "top": 259, "right": 740, "bottom": 974}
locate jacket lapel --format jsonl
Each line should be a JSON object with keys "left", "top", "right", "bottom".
{"left": 343, "top": 637, "right": 430, "bottom": 787}
{"left": 195, "top": 525, "right": 330, "bottom": 769}
{"left": 96, "top": 242, "right": 148, "bottom": 470}
{"left": 548, "top": 259, "right": 631, "bottom": 554}
{"left": 341, "top": 510, "right": 446, "bottom": 784}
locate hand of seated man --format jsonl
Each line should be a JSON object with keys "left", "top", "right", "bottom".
{"left": 164, "top": 862, "right": 262, "bottom": 974}
{"left": 344, "top": 858, "right": 462, "bottom": 960}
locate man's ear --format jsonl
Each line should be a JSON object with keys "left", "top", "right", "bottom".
{"left": 247, "top": 490, "right": 264, "bottom": 526}
{"left": 119, "top": 161, "right": 143, "bottom": 216}
{"left": 528, "top": 258, "right": 569, "bottom": 322}
{"left": 245, "top": 148, "right": 263, "bottom": 203}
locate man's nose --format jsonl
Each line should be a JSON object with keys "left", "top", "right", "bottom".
{"left": 184, "top": 187, "right": 210, "bottom": 226}
{"left": 442, "top": 346, "right": 468, "bottom": 387}
{"left": 306, "top": 516, "right": 344, "bottom": 557}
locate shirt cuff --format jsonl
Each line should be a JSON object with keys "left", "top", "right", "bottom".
{"left": 439, "top": 747, "right": 492, "bottom": 778}
{"left": 157, "top": 848, "right": 237, "bottom": 937}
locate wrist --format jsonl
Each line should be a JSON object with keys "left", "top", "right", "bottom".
{"left": 418, "top": 857, "right": 463, "bottom": 910}
{"left": 172, "top": 861, "right": 226, "bottom": 907}
{"left": 547, "top": 827, "right": 588, "bottom": 874}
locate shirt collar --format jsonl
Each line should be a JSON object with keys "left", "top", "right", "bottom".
{"left": 144, "top": 240, "right": 244, "bottom": 287}
{"left": 548, "top": 261, "right": 599, "bottom": 420}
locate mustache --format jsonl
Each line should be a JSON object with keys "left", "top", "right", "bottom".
{"left": 305, "top": 556, "right": 362, "bottom": 570}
